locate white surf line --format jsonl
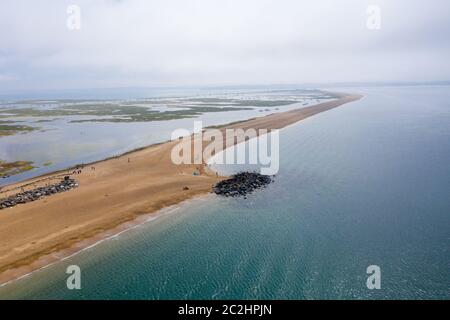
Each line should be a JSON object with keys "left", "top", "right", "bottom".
{"left": 0, "top": 204, "right": 184, "bottom": 288}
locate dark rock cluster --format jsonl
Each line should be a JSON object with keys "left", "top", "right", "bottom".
{"left": 0, "top": 176, "right": 78, "bottom": 210}
{"left": 213, "top": 172, "right": 273, "bottom": 197}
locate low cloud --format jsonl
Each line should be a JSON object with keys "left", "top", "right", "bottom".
{"left": 1, "top": 0, "right": 449, "bottom": 92}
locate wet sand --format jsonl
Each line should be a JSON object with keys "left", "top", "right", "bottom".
{"left": 0, "top": 93, "right": 362, "bottom": 285}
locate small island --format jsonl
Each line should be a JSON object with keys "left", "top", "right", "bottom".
{"left": 0, "top": 160, "right": 35, "bottom": 178}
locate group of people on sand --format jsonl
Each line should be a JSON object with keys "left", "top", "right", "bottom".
{"left": 70, "top": 164, "right": 97, "bottom": 175}
{"left": 64, "top": 157, "right": 133, "bottom": 178}
{"left": 72, "top": 165, "right": 83, "bottom": 175}
{"left": 67, "top": 157, "right": 132, "bottom": 177}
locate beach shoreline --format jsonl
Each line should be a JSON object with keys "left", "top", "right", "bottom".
{"left": 0, "top": 193, "right": 214, "bottom": 289}
{"left": 0, "top": 93, "right": 362, "bottom": 287}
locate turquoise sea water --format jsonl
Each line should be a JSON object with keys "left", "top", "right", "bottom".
{"left": 0, "top": 86, "right": 449, "bottom": 299}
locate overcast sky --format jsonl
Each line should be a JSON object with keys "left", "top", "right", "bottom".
{"left": 1, "top": 0, "right": 449, "bottom": 92}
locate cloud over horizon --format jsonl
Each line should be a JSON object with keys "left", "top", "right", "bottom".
{"left": 1, "top": 0, "right": 450, "bottom": 92}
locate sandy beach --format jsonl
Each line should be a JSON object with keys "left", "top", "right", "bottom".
{"left": 0, "top": 93, "right": 362, "bottom": 285}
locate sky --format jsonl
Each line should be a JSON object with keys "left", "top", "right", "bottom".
{"left": 1, "top": 0, "right": 449, "bottom": 92}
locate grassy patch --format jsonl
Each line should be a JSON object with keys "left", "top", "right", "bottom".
{"left": 0, "top": 91, "right": 337, "bottom": 126}
{"left": 0, "top": 98, "right": 299, "bottom": 124}
{"left": 0, "top": 160, "right": 35, "bottom": 177}
{"left": 69, "top": 106, "right": 253, "bottom": 123}
{"left": 0, "top": 124, "right": 37, "bottom": 137}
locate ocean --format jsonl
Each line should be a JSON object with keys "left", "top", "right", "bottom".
{"left": 0, "top": 86, "right": 449, "bottom": 299}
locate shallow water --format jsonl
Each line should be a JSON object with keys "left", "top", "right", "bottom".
{"left": 0, "top": 92, "right": 322, "bottom": 186}
{"left": 0, "top": 86, "right": 449, "bottom": 299}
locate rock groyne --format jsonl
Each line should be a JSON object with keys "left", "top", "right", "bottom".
{"left": 213, "top": 172, "right": 273, "bottom": 197}
{"left": 1, "top": 177, "right": 78, "bottom": 210}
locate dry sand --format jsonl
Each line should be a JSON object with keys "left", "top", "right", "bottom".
{"left": 0, "top": 93, "right": 362, "bottom": 285}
